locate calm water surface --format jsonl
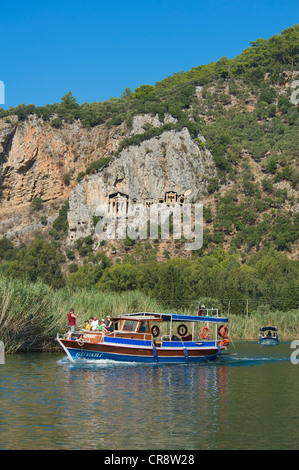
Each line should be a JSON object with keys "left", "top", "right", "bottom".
{"left": 0, "top": 342, "right": 298, "bottom": 450}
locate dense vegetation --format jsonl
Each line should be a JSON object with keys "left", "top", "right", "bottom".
{"left": 0, "top": 266, "right": 298, "bottom": 353}
{"left": 1, "top": 26, "right": 298, "bottom": 258}
{"left": 0, "top": 26, "right": 298, "bottom": 351}
{"left": 0, "top": 236, "right": 298, "bottom": 316}
{"left": 1, "top": 25, "right": 298, "bottom": 132}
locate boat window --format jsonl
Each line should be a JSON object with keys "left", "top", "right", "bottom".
{"left": 122, "top": 320, "right": 138, "bottom": 332}
{"left": 138, "top": 321, "right": 150, "bottom": 333}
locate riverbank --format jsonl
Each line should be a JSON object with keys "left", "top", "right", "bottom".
{"left": 0, "top": 277, "right": 298, "bottom": 353}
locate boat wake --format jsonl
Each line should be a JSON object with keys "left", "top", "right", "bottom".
{"left": 220, "top": 354, "right": 289, "bottom": 367}
{"left": 57, "top": 356, "right": 139, "bottom": 367}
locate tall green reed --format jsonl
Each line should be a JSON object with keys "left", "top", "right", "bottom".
{"left": 0, "top": 276, "right": 298, "bottom": 353}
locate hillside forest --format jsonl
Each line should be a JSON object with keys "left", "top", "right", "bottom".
{"left": 0, "top": 26, "right": 298, "bottom": 349}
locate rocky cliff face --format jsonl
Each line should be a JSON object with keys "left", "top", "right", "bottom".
{"left": 68, "top": 126, "right": 216, "bottom": 242}
{"left": 0, "top": 115, "right": 127, "bottom": 240}
{"left": 0, "top": 114, "right": 216, "bottom": 243}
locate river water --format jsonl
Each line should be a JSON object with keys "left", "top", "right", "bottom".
{"left": 0, "top": 342, "right": 298, "bottom": 450}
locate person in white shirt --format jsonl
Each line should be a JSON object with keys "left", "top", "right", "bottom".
{"left": 90, "top": 316, "right": 99, "bottom": 331}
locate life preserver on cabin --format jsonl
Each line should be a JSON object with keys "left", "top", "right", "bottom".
{"left": 77, "top": 337, "right": 84, "bottom": 346}
{"left": 218, "top": 325, "right": 228, "bottom": 338}
{"left": 200, "top": 326, "right": 209, "bottom": 339}
{"left": 151, "top": 325, "right": 160, "bottom": 338}
{"left": 177, "top": 324, "right": 188, "bottom": 337}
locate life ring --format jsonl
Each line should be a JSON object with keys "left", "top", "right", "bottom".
{"left": 219, "top": 338, "right": 229, "bottom": 347}
{"left": 218, "top": 325, "right": 228, "bottom": 338}
{"left": 77, "top": 337, "right": 84, "bottom": 346}
{"left": 151, "top": 325, "right": 160, "bottom": 338}
{"left": 177, "top": 324, "right": 188, "bottom": 337}
{"left": 200, "top": 326, "right": 209, "bottom": 339}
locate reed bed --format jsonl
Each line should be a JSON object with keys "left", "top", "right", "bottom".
{"left": 0, "top": 277, "right": 162, "bottom": 353}
{"left": 0, "top": 276, "right": 298, "bottom": 353}
{"left": 229, "top": 310, "right": 299, "bottom": 340}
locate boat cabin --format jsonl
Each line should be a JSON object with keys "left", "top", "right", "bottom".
{"left": 112, "top": 311, "right": 229, "bottom": 345}
{"left": 117, "top": 316, "right": 154, "bottom": 340}
{"left": 259, "top": 326, "right": 279, "bottom": 345}
{"left": 76, "top": 310, "right": 230, "bottom": 349}
{"left": 259, "top": 326, "right": 278, "bottom": 338}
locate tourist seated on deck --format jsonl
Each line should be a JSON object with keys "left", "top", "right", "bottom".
{"left": 90, "top": 316, "right": 99, "bottom": 331}
{"left": 82, "top": 320, "right": 91, "bottom": 331}
{"left": 96, "top": 319, "right": 106, "bottom": 332}
{"left": 105, "top": 316, "right": 114, "bottom": 332}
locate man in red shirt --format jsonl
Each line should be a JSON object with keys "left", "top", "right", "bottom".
{"left": 197, "top": 303, "right": 203, "bottom": 316}
{"left": 68, "top": 308, "right": 78, "bottom": 333}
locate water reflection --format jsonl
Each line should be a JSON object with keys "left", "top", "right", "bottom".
{"left": 53, "top": 360, "right": 231, "bottom": 450}
{"left": 0, "top": 343, "right": 298, "bottom": 450}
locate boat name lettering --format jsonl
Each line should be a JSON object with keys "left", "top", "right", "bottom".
{"left": 75, "top": 351, "right": 103, "bottom": 359}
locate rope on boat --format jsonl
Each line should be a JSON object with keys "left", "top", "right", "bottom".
{"left": 224, "top": 334, "right": 238, "bottom": 356}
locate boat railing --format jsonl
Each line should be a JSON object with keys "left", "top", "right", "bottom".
{"left": 80, "top": 329, "right": 153, "bottom": 343}
{"left": 105, "top": 331, "right": 151, "bottom": 341}
{"left": 199, "top": 308, "right": 219, "bottom": 317}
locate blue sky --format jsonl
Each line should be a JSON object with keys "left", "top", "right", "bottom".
{"left": 0, "top": 0, "right": 298, "bottom": 108}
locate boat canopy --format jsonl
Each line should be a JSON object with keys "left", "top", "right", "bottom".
{"left": 259, "top": 326, "right": 278, "bottom": 332}
{"left": 119, "top": 312, "right": 229, "bottom": 324}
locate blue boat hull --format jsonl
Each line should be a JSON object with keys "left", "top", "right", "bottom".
{"left": 66, "top": 347, "right": 219, "bottom": 363}
{"left": 61, "top": 343, "right": 220, "bottom": 364}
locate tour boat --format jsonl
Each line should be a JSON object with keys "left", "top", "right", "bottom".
{"left": 57, "top": 309, "right": 230, "bottom": 364}
{"left": 259, "top": 326, "right": 279, "bottom": 346}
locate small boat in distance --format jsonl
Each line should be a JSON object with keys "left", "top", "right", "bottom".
{"left": 57, "top": 309, "right": 230, "bottom": 364}
{"left": 259, "top": 326, "right": 280, "bottom": 346}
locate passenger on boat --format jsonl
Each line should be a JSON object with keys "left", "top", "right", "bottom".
{"left": 105, "top": 316, "right": 114, "bottom": 332}
{"left": 83, "top": 320, "right": 91, "bottom": 331}
{"left": 96, "top": 319, "right": 106, "bottom": 332}
{"left": 67, "top": 308, "right": 78, "bottom": 333}
{"left": 197, "top": 303, "right": 203, "bottom": 316}
{"left": 90, "top": 316, "right": 99, "bottom": 331}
